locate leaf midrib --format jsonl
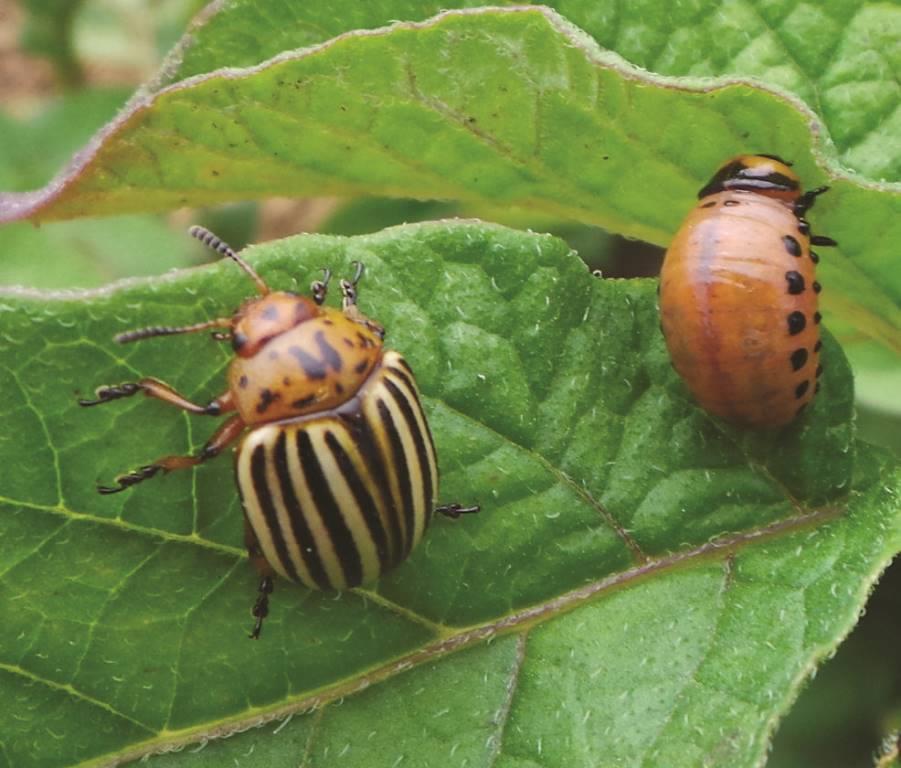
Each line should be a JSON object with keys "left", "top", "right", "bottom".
{"left": 65, "top": 502, "right": 841, "bottom": 768}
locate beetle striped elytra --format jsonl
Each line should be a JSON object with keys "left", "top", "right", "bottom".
{"left": 80, "top": 227, "right": 478, "bottom": 638}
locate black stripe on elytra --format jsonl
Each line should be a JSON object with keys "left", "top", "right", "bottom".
{"left": 325, "top": 430, "right": 390, "bottom": 574}
{"left": 387, "top": 365, "right": 438, "bottom": 500}
{"left": 315, "top": 330, "right": 343, "bottom": 373}
{"left": 377, "top": 397, "right": 416, "bottom": 559}
{"left": 391, "top": 356, "right": 415, "bottom": 378}
{"left": 297, "top": 430, "right": 363, "bottom": 587}
{"left": 355, "top": 403, "right": 405, "bottom": 566}
{"left": 273, "top": 430, "right": 329, "bottom": 589}
{"left": 384, "top": 376, "right": 434, "bottom": 533}
{"left": 250, "top": 442, "right": 300, "bottom": 582}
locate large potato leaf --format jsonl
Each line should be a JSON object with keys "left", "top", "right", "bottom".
{"left": 164, "top": 1, "right": 901, "bottom": 181}
{"left": 0, "top": 222, "right": 897, "bottom": 767}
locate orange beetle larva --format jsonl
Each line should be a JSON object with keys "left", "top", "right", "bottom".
{"left": 659, "top": 154, "right": 837, "bottom": 428}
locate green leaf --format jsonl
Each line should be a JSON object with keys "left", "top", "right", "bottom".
{"left": 0, "top": 221, "right": 897, "bottom": 767}
{"left": 0, "top": 8, "right": 898, "bottom": 356}
{"left": 163, "top": 1, "right": 901, "bottom": 181}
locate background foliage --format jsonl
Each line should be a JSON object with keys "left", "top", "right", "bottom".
{"left": 0, "top": 1, "right": 898, "bottom": 767}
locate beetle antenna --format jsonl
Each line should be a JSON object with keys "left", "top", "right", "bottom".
{"left": 114, "top": 317, "right": 233, "bottom": 344}
{"left": 189, "top": 225, "right": 270, "bottom": 296}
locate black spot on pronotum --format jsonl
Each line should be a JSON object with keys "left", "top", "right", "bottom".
{"left": 813, "top": 281, "right": 822, "bottom": 293}
{"left": 813, "top": 311, "right": 822, "bottom": 324}
{"left": 342, "top": 337, "right": 354, "bottom": 349}
{"left": 256, "top": 388, "right": 280, "bottom": 414}
{"left": 354, "top": 360, "right": 368, "bottom": 375}
{"left": 787, "top": 311, "right": 806, "bottom": 335}
{"left": 795, "top": 380, "right": 810, "bottom": 399}
{"left": 790, "top": 348, "right": 808, "bottom": 371}
{"left": 261, "top": 305, "right": 279, "bottom": 321}
{"left": 292, "top": 394, "right": 316, "bottom": 409}
{"left": 785, "top": 271, "right": 805, "bottom": 295}
{"left": 723, "top": 199, "right": 741, "bottom": 207}
{"left": 797, "top": 219, "right": 810, "bottom": 236}
{"left": 782, "top": 235, "right": 802, "bottom": 257}
{"left": 814, "top": 339, "right": 822, "bottom": 353}
{"left": 238, "top": 375, "right": 249, "bottom": 389}
{"left": 810, "top": 251, "right": 820, "bottom": 264}
{"left": 700, "top": 201, "right": 716, "bottom": 208}
{"left": 335, "top": 382, "right": 345, "bottom": 395}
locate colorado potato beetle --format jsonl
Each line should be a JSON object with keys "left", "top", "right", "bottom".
{"left": 80, "top": 227, "right": 479, "bottom": 638}
{"left": 659, "top": 154, "right": 837, "bottom": 428}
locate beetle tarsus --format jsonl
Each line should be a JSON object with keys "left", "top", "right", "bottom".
{"left": 340, "top": 262, "right": 365, "bottom": 309}
{"left": 249, "top": 576, "right": 274, "bottom": 640}
{"left": 97, "top": 464, "right": 162, "bottom": 494}
{"left": 435, "top": 503, "right": 480, "bottom": 519}
{"left": 79, "top": 382, "right": 142, "bottom": 407}
{"left": 311, "top": 268, "right": 331, "bottom": 305}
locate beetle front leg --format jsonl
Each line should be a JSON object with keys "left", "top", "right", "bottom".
{"left": 98, "top": 414, "right": 245, "bottom": 494}
{"left": 80, "top": 378, "right": 234, "bottom": 416}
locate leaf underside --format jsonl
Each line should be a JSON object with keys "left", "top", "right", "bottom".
{"left": 0, "top": 221, "right": 897, "bottom": 767}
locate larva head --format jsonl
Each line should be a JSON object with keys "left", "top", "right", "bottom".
{"left": 697, "top": 154, "right": 802, "bottom": 203}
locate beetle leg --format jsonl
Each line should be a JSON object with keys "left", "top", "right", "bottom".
{"left": 243, "top": 518, "right": 277, "bottom": 639}
{"left": 79, "top": 378, "right": 235, "bottom": 416}
{"left": 340, "top": 263, "right": 386, "bottom": 339}
{"left": 311, "top": 268, "right": 331, "bottom": 306}
{"left": 249, "top": 576, "right": 274, "bottom": 640}
{"left": 97, "top": 414, "right": 245, "bottom": 494}
{"left": 339, "top": 261, "right": 365, "bottom": 309}
{"left": 434, "top": 502, "right": 481, "bottom": 519}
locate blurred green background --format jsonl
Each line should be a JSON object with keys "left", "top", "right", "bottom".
{"left": 0, "top": 2, "right": 897, "bottom": 765}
